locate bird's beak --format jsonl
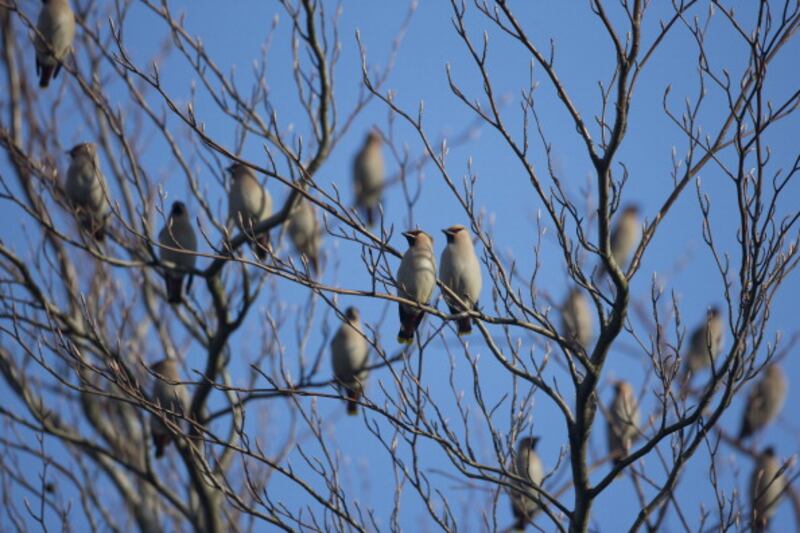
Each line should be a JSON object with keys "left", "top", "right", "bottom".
{"left": 441, "top": 228, "right": 452, "bottom": 237}
{"left": 402, "top": 231, "right": 415, "bottom": 240}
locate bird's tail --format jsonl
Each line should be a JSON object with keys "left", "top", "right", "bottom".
{"left": 397, "top": 307, "right": 424, "bottom": 344}
{"left": 153, "top": 432, "right": 169, "bottom": 458}
{"left": 38, "top": 63, "right": 55, "bottom": 88}
{"left": 346, "top": 388, "right": 361, "bottom": 416}
{"left": 79, "top": 213, "right": 106, "bottom": 242}
{"left": 165, "top": 274, "right": 184, "bottom": 304}
{"left": 253, "top": 233, "right": 271, "bottom": 260}
{"left": 305, "top": 253, "right": 320, "bottom": 277}
{"left": 365, "top": 206, "right": 377, "bottom": 227}
{"left": 738, "top": 419, "right": 753, "bottom": 440}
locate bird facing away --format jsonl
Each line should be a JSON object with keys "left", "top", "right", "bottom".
{"left": 227, "top": 163, "right": 272, "bottom": 260}
{"left": 287, "top": 196, "right": 322, "bottom": 276}
{"left": 561, "top": 287, "right": 593, "bottom": 351}
{"left": 600, "top": 204, "right": 641, "bottom": 277}
{"left": 34, "top": 0, "right": 75, "bottom": 88}
{"left": 682, "top": 306, "right": 726, "bottom": 379}
{"left": 330, "top": 307, "right": 370, "bottom": 415}
{"left": 439, "top": 225, "right": 482, "bottom": 335}
{"left": 607, "top": 381, "right": 640, "bottom": 469}
{"left": 149, "top": 358, "right": 189, "bottom": 459}
{"left": 353, "top": 130, "right": 384, "bottom": 227}
{"left": 750, "top": 447, "right": 786, "bottom": 532}
{"left": 396, "top": 230, "right": 436, "bottom": 344}
{"left": 158, "top": 201, "right": 197, "bottom": 304}
{"left": 739, "top": 364, "right": 787, "bottom": 440}
{"left": 65, "top": 143, "right": 110, "bottom": 241}
{"left": 509, "top": 436, "right": 544, "bottom": 531}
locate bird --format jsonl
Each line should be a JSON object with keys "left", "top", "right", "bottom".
{"left": 330, "top": 306, "right": 370, "bottom": 415}
{"left": 158, "top": 201, "right": 197, "bottom": 304}
{"left": 681, "top": 306, "right": 725, "bottom": 381}
{"left": 599, "top": 205, "right": 641, "bottom": 278}
{"left": 65, "top": 142, "right": 110, "bottom": 241}
{"left": 439, "top": 225, "right": 482, "bottom": 335}
{"left": 287, "top": 196, "right": 322, "bottom": 275}
{"left": 396, "top": 230, "right": 436, "bottom": 344}
{"left": 739, "top": 364, "right": 787, "bottom": 440}
{"left": 149, "top": 358, "right": 189, "bottom": 458}
{"left": 561, "top": 287, "right": 593, "bottom": 350}
{"left": 607, "top": 381, "right": 640, "bottom": 469}
{"left": 750, "top": 447, "right": 786, "bottom": 532}
{"left": 228, "top": 163, "right": 272, "bottom": 260}
{"left": 509, "top": 436, "right": 544, "bottom": 531}
{"left": 34, "top": 0, "right": 76, "bottom": 88}
{"left": 353, "top": 130, "right": 384, "bottom": 227}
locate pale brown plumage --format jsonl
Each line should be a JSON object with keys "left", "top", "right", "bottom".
{"left": 35, "top": 0, "right": 75, "bottom": 88}
{"left": 561, "top": 287, "right": 593, "bottom": 350}
{"left": 607, "top": 381, "right": 640, "bottom": 469}
{"left": 599, "top": 205, "right": 641, "bottom": 278}
{"left": 353, "top": 130, "right": 384, "bottom": 227}
{"left": 65, "top": 143, "right": 110, "bottom": 241}
{"left": 509, "top": 436, "right": 544, "bottom": 531}
{"left": 681, "top": 307, "right": 725, "bottom": 384}
{"left": 149, "top": 359, "right": 189, "bottom": 458}
{"left": 750, "top": 447, "right": 786, "bottom": 532}
{"left": 739, "top": 364, "right": 787, "bottom": 439}
{"left": 287, "top": 197, "right": 322, "bottom": 275}
{"left": 228, "top": 163, "right": 272, "bottom": 260}
{"left": 330, "top": 307, "right": 369, "bottom": 415}
{"left": 158, "top": 202, "right": 197, "bottom": 304}
{"left": 396, "top": 230, "right": 436, "bottom": 344}
{"left": 439, "top": 225, "right": 482, "bottom": 335}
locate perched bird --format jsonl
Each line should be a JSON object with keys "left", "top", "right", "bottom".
{"left": 607, "top": 381, "right": 640, "bottom": 469}
{"left": 65, "top": 143, "right": 110, "bottom": 241}
{"left": 561, "top": 287, "right": 593, "bottom": 350}
{"left": 599, "top": 205, "right": 641, "bottom": 277}
{"left": 439, "top": 225, "right": 482, "bottom": 335}
{"left": 750, "top": 447, "right": 786, "bottom": 532}
{"left": 682, "top": 306, "right": 725, "bottom": 380}
{"left": 396, "top": 230, "right": 436, "bottom": 344}
{"left": 509, "top": 436, "right": 544, "bottom": 531}
{"left": 331, "top": 307, "right": 370, "bottom": 415}
{"left": 739, "top": 364, "right": 787, "bottom": 440}
{"left": 158, "top": 201, "right": 197, "bottom": 304}
{"left": 287, "top": 196, "right": 322, "bottom": 275}
{"left": 353, "top": 130, "right": 384, "bottom": 227}
{"left": 34, "top": 0, "right": 75, "bottom": 88}
{"left": 228, "top": 163, "right": 272, "bottom": 260}
{"left": 149, "top": 358, "right": 189, "bottom": 458}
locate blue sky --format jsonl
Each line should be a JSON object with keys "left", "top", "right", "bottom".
{"left": 3, "top": 0, "right": 799, "bottom": 530}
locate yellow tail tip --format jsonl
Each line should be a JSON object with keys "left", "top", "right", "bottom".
{"left": 397, "top": 336, "right": 412, "bottom": 345}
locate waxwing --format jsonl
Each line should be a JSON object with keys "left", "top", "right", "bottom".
{"left": 331, "top": 307, "right": 370, "bottom": 415}
{"left": 228, "top": 163, "right": 272, "bottom": 260}
{"left": 34, "top": 0, "right": 75, "bottom": 88}
{"left": 439, "top": 225, "right": 482, "bottom": 335}
{"left": 158, "top": 201, "right": 197, "bottom": 304}
{"left": 396, "top": 230, "right": 436, "bottom": 344}
{"left": 65, "top": 142, "right": 110, "bottom": 241}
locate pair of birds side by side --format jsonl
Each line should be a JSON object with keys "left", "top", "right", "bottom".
{"left": 228, "top": 162, "right": 323, "bottom": 273}
{"left": 395, "top": 225, "right": 482, "bottom": 344}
